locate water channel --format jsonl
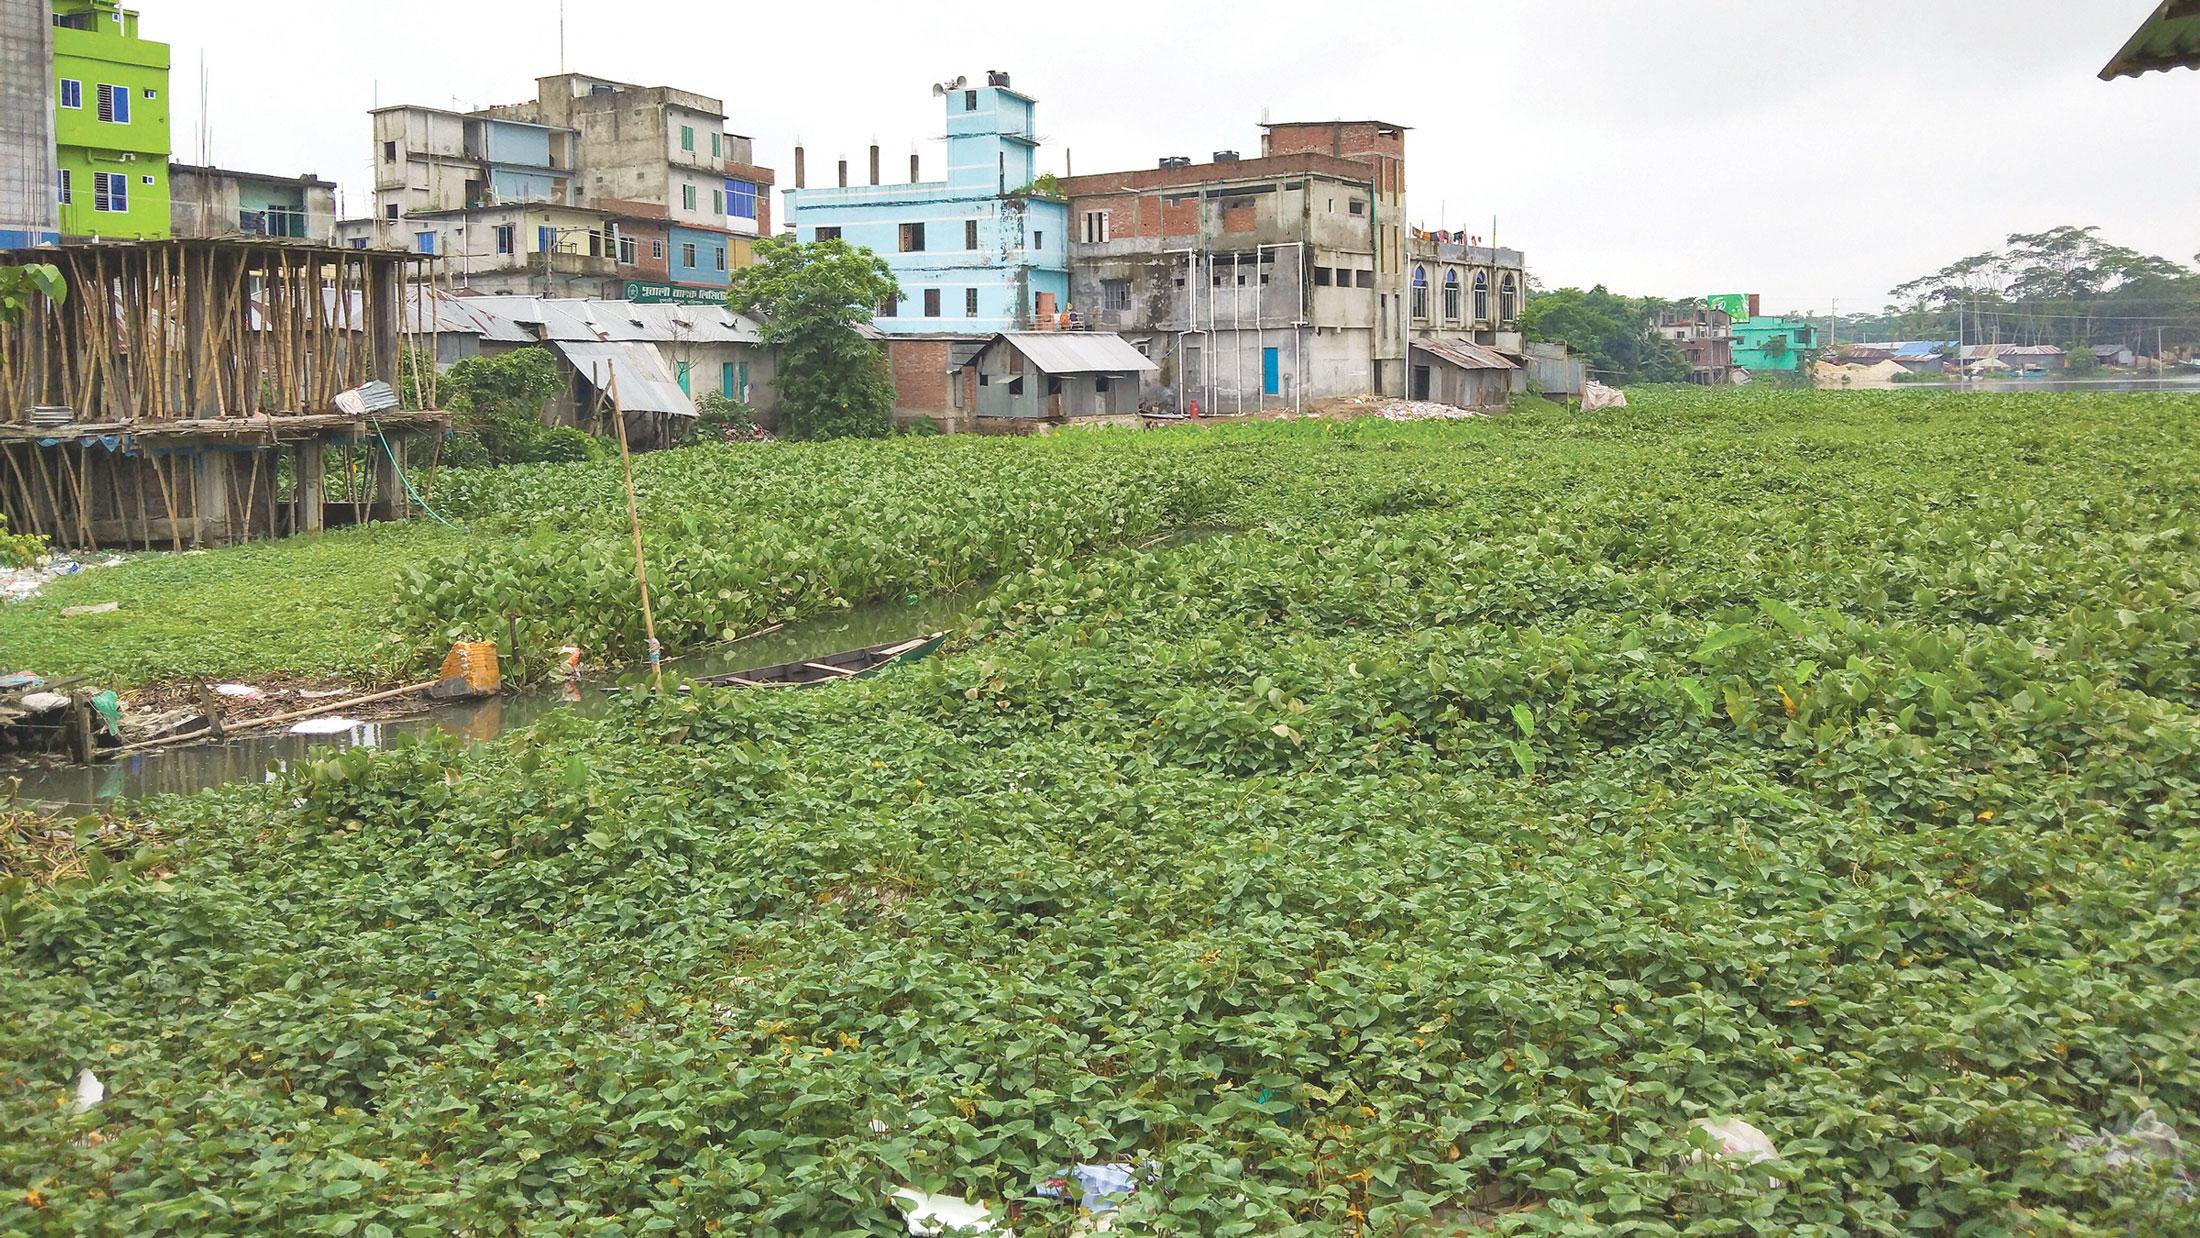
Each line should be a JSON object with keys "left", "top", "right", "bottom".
{"left": 4, "top": 588, "right": 986, "bottom": 813}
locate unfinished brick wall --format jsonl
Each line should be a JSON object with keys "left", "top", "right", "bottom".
{"left": 887, "top": 339, "right": 951, "bottom": 413}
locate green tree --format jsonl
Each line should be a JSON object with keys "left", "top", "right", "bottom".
{"left": 1520, "top": 286, "right": 1689, "bottom": 385}
{"left": 0, "top": 263, "right": 66, "bottom": 325}
{"left": 727, "top": 238, "right": 900, "bottom": 440}
{"left": 439, "top": 347, "right": 579, "bottom": 465}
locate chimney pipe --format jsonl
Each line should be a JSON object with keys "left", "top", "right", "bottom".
{"left": 793, "top": 145, "right": 805, "bottom": 189}
{"left": 910, "top": 152, "right": 920, "bottom": 183}
{"left": 869, "top": 144, "right": 880, "bottom": 186}
{"left": 837, "top": 159, "right": 848, "bottom": 188}
{"left": 1065, "top": 148, "right": 1072, "bottom": 177}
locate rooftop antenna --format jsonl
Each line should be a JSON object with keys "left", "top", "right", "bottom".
{"left": 559, "top": 1, "right": 566, "bottom": 73}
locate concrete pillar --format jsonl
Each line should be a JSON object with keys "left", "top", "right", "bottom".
{"left": 191, "top": 450, "right": 231, "bottom": 546}
{"left": 295, "top": 440, "right": 325, "bottom": 533}
{"left": 370, "top": 434, "right": 411, "bottom": 522}
{"left": 837, "top": 159, "right": 847, "bottom": 188}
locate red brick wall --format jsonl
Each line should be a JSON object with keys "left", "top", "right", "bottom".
{"left": 1059, "top": 152, "right": 1372, "bottom": 200}
{"left": 888, "top": 339, "right": 951, "bottom": 413}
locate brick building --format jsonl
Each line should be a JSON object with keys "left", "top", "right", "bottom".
{"left": 1058, "top": 120, "right": 1412, "bottom": 413}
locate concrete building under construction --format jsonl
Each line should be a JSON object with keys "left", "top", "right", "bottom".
{"left": 1058, "top": 120, "right": 1412, "bottom": 413}
{"left": 0, "top": 238, "right": 449, "bottom": 551}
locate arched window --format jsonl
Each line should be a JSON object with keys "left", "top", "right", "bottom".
{"left": 1499, "top": 273, "right": 1518, "bottom": 325}
{"left": 1442, "top": 270, "right": 1461, "bottom": 321}
{"left": 1410, "top": 266, "right": 1428, "bottom": 320}
{"left": 1472, "top": 271, "right": 1489, "bottom": 321}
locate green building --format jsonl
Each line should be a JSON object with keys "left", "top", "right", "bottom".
{"left": 51, "top": 0, "right": 169, "bottom": 240}
{"left": 1730, "top": 315, "right": 1817, "bottom": 375}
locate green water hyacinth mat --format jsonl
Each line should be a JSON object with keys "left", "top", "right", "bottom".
{"left": 6, "top": 387, "right": 2200, "bottom": 1233}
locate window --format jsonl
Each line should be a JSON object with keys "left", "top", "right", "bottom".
{"left": 1347, "top": 198, "right": 1365, "bottom": 216}
{"left": 494, "top": 224, "right": 515, "bottom": 254}
{"left": 879, "top": 295, "right": 898, "bottom": 318}
{"left": 1081, "top": 210, "right": 1110, "bottom": 244}
{"left": 681, "top": 241, "right": 698, "bottom": 269}
{"left": 1102, "top": 279, "right": 1130, "bottom": 311}
{"left": 964, "top": 89, "right": 978, "bottom": 111}
{"left": 96, "top": 83, "right": 130, "bottom": 124}
{"left": 538, "top": 225, "right": 555, "bottom": 254}
{"left": 91, "top": 171, "right": 126, "bottom": 213}
{"left": 415, "top": 230, "right": 436, "bottom": 254}
{"left": 712, "top": 189, "right": 724, "bottom": 215}
{"left": 140, "top": 174, "right": 154, "bottom": 186}
{"left": 56, "top": 169, "right": 71, "bottom": 205}
{"left": 651, "top": 239, "right": 665, "bottom": 259}
{"left": 1096, "top": 376, "right": 1112, "bottom": 395}
{"left": 682, "top": 184, "right": 698, "bottom": 211}
{"left": 1499, "top": 273, "right": 1517, "bottom": 324}
{"left": 814, "top": 225, "right": 841, "bottom": 242}
{"left": 1313, "top": 266, "right": 1332, "bottom": 287}
{"left": 1033, "top": 230, "right": 1043, "bottom": 249}
{"left": 384, "top": 203, "right": 399, "bottom": 221}
{"left": 737, "top": 361, "right": 750, "bottom": 400}
{"left": 1473, "top": 270, "right": 1489, "bottom": 320}
{"left": 711, "top": 132, "right": 722, "bottom": 159}
{"left": 924, "top": 288, "right": 942, "bottom": 317}
{"left": 713, "top": 245, "right": 726, "bottom": 271}
{"left": 382, "top": 140, "right": 396, "bottom": 162}
{"left": 680, "top": 125, "right": 695, "bottom": 152}
{"left": 722, "top": 362, "right": 737, "bottom": 397}
{"left": 966, "top": 218, "right": 979, "bottom": 250}
{"left": 899, "top": 222, "right": 926, "bottom": 252}
{"left": 617, "top": 232, "right": 637, "bottom": 264}
{"left": 676, "top": 361, "right": 691, "bottom": 395}
{"left": 726, "top": 179, "right": 758, "bottom": 220}
{"left": 349, "top": 237, "right": 369, "bottom": 250}
{"left": 1410, "top": 267, "right": 1428, "bottom": 320}
{"left": 966, "top": 288, "right": 979, "bottom": 317}
{"left": 59, "top": 79, "right": 82, "bottom": 109}
{"left": 144, "top": 87, "right": 157, "bottom": 99}
{"left": 1442, "top": 270, "right": 1460, "bottom": 321}
{"left": 1355, "top": 269, "right": 1374, "bottom": 289}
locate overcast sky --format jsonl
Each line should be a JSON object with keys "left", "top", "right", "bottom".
{"left": 160, "top": 0, "right": 2195, "bottom": 314}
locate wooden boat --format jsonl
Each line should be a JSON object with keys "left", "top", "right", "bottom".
{"left": 699, "top": 632, "right": 948, "bottom": 689}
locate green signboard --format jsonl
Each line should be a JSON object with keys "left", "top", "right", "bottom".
{"left": 622, "top": 281, "right": 727, "bottom": 306}
{"left": 1707, "top": 293, "right": 1751, "bottom": 322}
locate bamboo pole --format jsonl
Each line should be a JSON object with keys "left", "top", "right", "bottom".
{"left": 608, "top": 364, "right": 664, "bottom": 696}
{"left": 149, "top": 452, "right": 183, "bottom": 552}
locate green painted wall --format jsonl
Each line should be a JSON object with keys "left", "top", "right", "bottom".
{"left": 51, "top": 1, "right": 170, "bottom": 239}
{"left": 1732, "top": 316, "right": 1818, "bottom": 374}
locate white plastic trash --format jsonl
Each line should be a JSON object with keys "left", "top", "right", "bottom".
{"left": 289, "top": 716, "right": 364, "bottom": 735}
{"left": 213, "top": 683, "right": 265, "bottom": 699}
{"left": 72, "top": 1068, "right": 104, "bottom": 1114}
{"left": 1691, "top": 1117, "right": 1781, "bottom": 1185}
{"left": 893, "top": 1188, "right": 1007, "bottom": 1235}
{"left": 1581, "top": 380, "right": 1629, "bottom": 411}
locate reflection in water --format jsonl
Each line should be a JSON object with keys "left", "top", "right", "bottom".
{"left": 6, "top": 587, "right": 988, "bottom": 813}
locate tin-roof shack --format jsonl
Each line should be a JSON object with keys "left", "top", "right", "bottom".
{"left": 963, "top": 332, "right": 1156, "bottom": 425}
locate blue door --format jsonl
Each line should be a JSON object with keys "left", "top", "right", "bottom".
{"left": 1262, "top": 347, "right": 1281, "bottom": 396}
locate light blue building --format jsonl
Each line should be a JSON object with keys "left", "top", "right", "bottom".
{"left": 785, "top": 72, "right": 1068, "bottom": 335}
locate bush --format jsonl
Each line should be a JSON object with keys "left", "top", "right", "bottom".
{"left": 689, "top": 392, "right": 759, "bottom": 443}
{"left": 527, "top": 426, "right": 604, "bottom": 463}
{"left": 0, "top": 513, "right": 44, "bottom": 567}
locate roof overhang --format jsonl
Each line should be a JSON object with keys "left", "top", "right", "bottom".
{"left": 2102, "top": 0, "right": 2200, "bottom": 78}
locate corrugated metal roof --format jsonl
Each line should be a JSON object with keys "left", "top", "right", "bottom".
{"left": 2102, "top": 0, "right": 2200, "bottom": 78}
{"left": 551, "top": 341, "right": 696, "bottom": 417}
{"left": 460, "top": 297, "right": 763, "bottom": 345}
{"left": 949, "top": 341, "right": 988, "bottom": 369}
{"left": 993, "top": 332, "right": 1159, "bottom": 374}
{"left": 1411, "top": 337, "right": 1518, "bottom": 371}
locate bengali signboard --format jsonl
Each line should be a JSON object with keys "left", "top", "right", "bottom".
{"left": 622, "top": 281, "right": 727, "bottom": 306}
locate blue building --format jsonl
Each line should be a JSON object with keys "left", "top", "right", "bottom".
{"left": 785, "top": 71, "right": 1068, "bottom": 335}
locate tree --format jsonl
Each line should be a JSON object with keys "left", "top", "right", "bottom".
{"left": 1520, "top": 286, "right": 1690, "bottom": 385}
{"left": 0, "top": 263, "right": 66, "bottom": 325}
{"left": 438, "top": 346, "right": 582, "bottom": 465}
{"left": 727, "top": 238, "right": 900, "bottom": 440}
